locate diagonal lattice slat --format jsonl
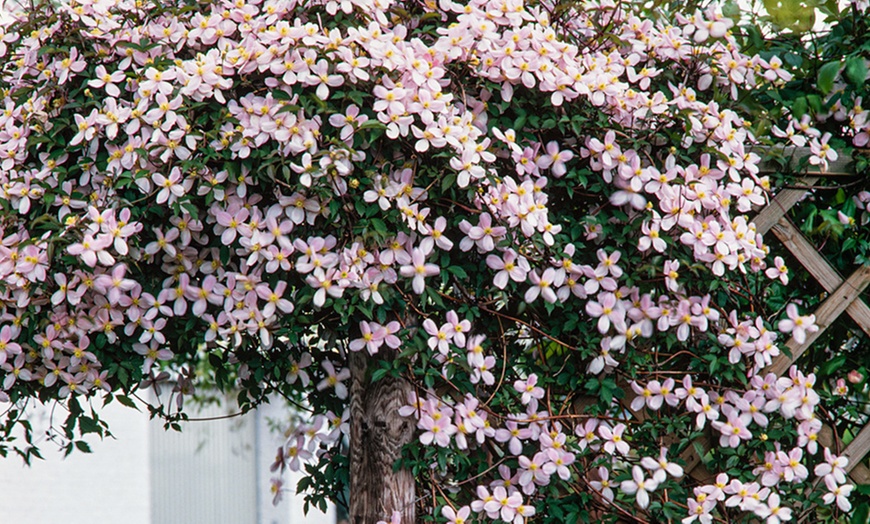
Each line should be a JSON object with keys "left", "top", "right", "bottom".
{"left": 767, "top": 217, "right": 870, "bottom": 337}
{"left": 839, "top": 424, "right": 870, "bottom": 484}
{"left": 756, "top": 173, "right": 870, "bottom": 336}
{"left": 766, "top": 264, "right": 870, "bottom": 377}
{"left": 753, "top": 177, "right": 819, "bottom": 236}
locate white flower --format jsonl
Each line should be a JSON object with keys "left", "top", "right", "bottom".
{"left": 822, "top": 475, "right": 853, "bottom": 512}
{"left": 621, "top": 465, "right": 659, "bottom": 509}
{"left": 641, "top": 447, "right": 684, "bottom": 483}
{"left": 777, "top": 303, "right": 818, "bottom": 344}
{"left": 754, "top": 493, "right": 792, "bottom": 524}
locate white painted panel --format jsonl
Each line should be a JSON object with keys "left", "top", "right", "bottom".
{"left": 0, "top": 399, "right": 151, "bottom": 524}
{"left": 149, "top": 397, "right": 258, "bottom": 524}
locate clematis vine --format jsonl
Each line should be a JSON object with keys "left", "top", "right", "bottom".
{"left": 0, "top": 0, "right": 866, "bottom": 522}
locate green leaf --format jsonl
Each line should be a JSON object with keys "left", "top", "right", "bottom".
{"left": 817, "top": 61, "right": 841, "bottom": 94}
{"left": 693, "top": 441, "right": 708, "bottom": 463}
{"left": 370, "top": 218, "right": 387, "bottom": 235}
{"left": 722, "top": 0, "right": 740, "bottom": 18}
{"left": 821, "top": 355, "right": 847, "bottom": 376}
{"left": 783, "top": 53, "right": 803, "bottom": 68}
{"left": 347, "top": 90, "right": 366, "bottom": 105}
{"left": 74, "top": 441, "right": 92, "bottom": 453}
{"left": 441, "top": 172, "right": 457, "bottom": 192}
{"left": 116, "top": 395, "right": 140, "bottom": 411}
{"left": 843, "top": 237, "right": 857, "bottom": 252}
{"left": 416, "top": 11, "right": 441, "bottom": 22}
{"left": 357, "top": 120, "right": 386, "bottom": 131}
{"left": 853, "top": 502, "right": 869, "bottom": 524}
{"left": 763, "top": 0, "right": 816, "bottom": 32}
{"left": 276, "top": 103, "right": 301, "bottom": 115}
{"left": 447, "top": 266, "right": 468, "bottom": 279}
{"left": 271, "top": 89, "right": 292, "bottom": 100}
{"left": 78, "top": 416, "right": 102, "bottom": 436}
{"left": 806, "top": 94, "right": 822, "bottom": 114}
{"left": 371, "top": 367, "right": 389, "bottom": 382}
{"left": 599, "top": 385, "right": 613, "bottom": 404}
{"left": 845, "top": 56, "right": 867, "bottom": 86}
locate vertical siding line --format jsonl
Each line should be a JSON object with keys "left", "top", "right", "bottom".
{"left": 255, "top": 407, "right": 264, "bottom": 524}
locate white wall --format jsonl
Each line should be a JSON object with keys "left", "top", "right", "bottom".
{"left": 0, "top": 396, "right": 335, "bottom": 524}
{"left": 0, "top": 398, "right": 152, "bottom": 524}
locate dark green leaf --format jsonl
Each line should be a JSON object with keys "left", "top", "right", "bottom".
{"left": 78, "top": 417, "right": 102, "bottom": 436}
{"left": 116, "top": 395, "right": 139, "bottom": 410}
{"left": 447, "top": 266, "right": 468, "bottom": 279}
{"left": 817, "top": 61, "right": 841, "bottom": 94}
{"left": 845, "top": 56, "right": 867, "bottom": 86}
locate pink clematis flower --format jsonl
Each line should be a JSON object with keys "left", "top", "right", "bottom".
{"left": 621, "top": 465, "right": 659, "bottom": 509}
{"left": 777, "top": 304, "right": 819, "bottom": 344}
{"left": 398, "top": 248, "right": 440, "bottom": 294}
{"left": 525, "top": 268, "right": 563, "bottom": 304}
{"left": 88, "top": 64, "right": 126, "bottom": 97}
{"left": 765, "top": 256, "right": 789, "bottom": 284}
{"left": 486, "top": 249, "right": 530, "bottom": 289}
{"left": 316, "top": 360, "right": 350, "bottom": 399}
{"left": 514, "top": 374, "right": 545, "bottom": 405}
{"left": 349, "top": 320, "right": 387, "bottom": 355}
{"left": 441, "top": 505, "right": 471, "bottom": 524}
{"left": 754, "top": 493, "right": 792, "bottom": 524}
{"left": 459, "top": 213, "right": 506, "bottom": 253}
{"left": 585, "top": 292, "right": 624, "bottom": 333}
{"left": 589, "top": 466, "right": 617, "bottom": 502}
{"left": 536, "top": 140, "right": 574, "bottom": 176}
{"left": 67, "top": 233, "right": 114, "bottom": 267}
{"left": 822, "top": 475, "right": 853, "bottom": 512}
{"left": 641, "top": 447, "right": 684, "bottom": 483}
{"left": 599, "top": 423, "right": 629, "bottom": 455}
{"left": 808, "top": 132, "right": 838, "bottom": 171}
{"left": 419, "top": 412, "right": 456, "bottom": 447}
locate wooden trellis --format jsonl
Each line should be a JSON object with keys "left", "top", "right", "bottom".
{"left": 620, "top": 147, "right": 870, "bottom": 488}
{"left": 745, "top": 149, "right": 870, "bottom": 486}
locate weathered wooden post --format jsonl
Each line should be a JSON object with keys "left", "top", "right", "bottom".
{"left": 348, "top": 351, "right": 416, "bottom": 524}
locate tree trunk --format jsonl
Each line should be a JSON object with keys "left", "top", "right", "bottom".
{"left": 349, "top": 350, "right": 415, "bottom": 524}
